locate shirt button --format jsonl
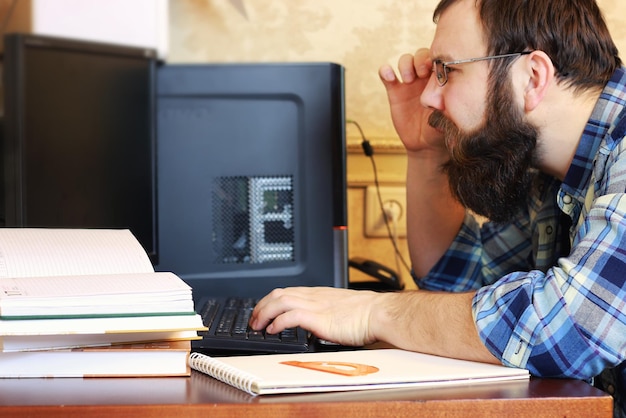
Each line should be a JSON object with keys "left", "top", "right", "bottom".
{"left": 546, "top": 226, "right": 553, "bottom": 235}
{"left": 607, "top": 384, "right": 615, "bottom": 395}
{"left": 563, "top": 195, "right": 573, "bottom": 204}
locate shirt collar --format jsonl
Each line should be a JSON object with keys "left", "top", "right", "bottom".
{"left": 561, "top": 67, "right": 626, "bottom": 198}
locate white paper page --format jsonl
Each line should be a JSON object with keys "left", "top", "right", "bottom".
{"left": 0, "top": 229, "right": 154, "bottom": 278}
{"left": 0, "top": 272, "right": 194, "bottom": 317}
{"left": 0, "top": 272, "right": 188, "bottom": 299}
{"left": 0, "top": 313, "right": 204, "bottom": 335}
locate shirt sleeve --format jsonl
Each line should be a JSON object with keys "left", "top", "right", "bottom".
{"left": 474, "top": 132, "right": 626, "bottom": 380}
{"left": 414, "top": 212, "right": 532, "bottom": 291}
{"left": 474, "top": 193, "right": 626, "bottom": 380}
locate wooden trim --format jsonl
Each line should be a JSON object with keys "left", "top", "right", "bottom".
{"left": 347, "top": 136, "right": 406, "bottom": 155}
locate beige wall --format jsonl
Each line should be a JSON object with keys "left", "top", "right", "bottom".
{"left": 168, "top": 0, "right": 626, "bottom": 286}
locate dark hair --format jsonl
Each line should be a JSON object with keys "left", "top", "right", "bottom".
{"left": 433, "top": 0, "right": 622, "bottom": 92}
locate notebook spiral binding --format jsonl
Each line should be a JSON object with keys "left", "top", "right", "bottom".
{"left": 189, "top": 352, "right": 259, "bottom": 396}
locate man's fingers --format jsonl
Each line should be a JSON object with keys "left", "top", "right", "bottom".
{"left": 397, "top": 53, "right": 417, "bottom": 83}
{"left": 413, "top": 48, "right": 432, "bottom": 78}
{"left": 250, "top": 288, "right": 322, "bottom": 331}
{"left": 378, "top": 64, "right": 398, "bottom": 86}
{"left": 249, "top": 287, "right": 377, "bottom": 346}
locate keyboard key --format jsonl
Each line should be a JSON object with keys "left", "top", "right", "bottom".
{"left": 280, "top": 328, "right": 299, "bottom": 342}
{"left": 265, "top": 332, "right": 282, "bottom": 341}
{"left": 248, "top": 330, "right": 265, "bottom": 340}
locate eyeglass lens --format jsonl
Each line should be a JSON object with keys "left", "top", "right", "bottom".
{"left": 434, "top": 60, "right": 446, "bottom": 86}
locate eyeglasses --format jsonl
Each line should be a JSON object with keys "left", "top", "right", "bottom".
{"left": 432, "top": 51, "right": 532, "bottom": 86}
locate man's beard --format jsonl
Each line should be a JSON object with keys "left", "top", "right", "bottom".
{"left": 429, "top": 79, "right": 538, "bottom": 223}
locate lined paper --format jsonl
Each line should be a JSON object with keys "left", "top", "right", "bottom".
{"left": 0, "top": 229, "right": 154, "bottom": 279}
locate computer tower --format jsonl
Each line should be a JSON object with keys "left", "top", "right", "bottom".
{"left": 154, "top": 63, "right": 348, "bottom": 301}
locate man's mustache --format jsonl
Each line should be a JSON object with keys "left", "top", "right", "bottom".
{"left": 428, "top": 110, "right": 451, "bottom": 131}
{"left": 428, "top": 110, "right": 458, "bottom": 151}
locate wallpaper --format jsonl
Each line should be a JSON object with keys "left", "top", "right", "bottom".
{"left": 169, "top": 0, "right": 626, "bottom": 147}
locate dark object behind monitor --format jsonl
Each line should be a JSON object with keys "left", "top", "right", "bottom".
{"left": 348, "top": 257, "right": 403, "bottom": 291}
{"left": 154, "top": 63, "right": 348, "bottom": 301}
{"left": 1, "top": 33, "right": 158, "bottom": 262}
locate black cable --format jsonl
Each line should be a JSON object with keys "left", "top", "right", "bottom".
{"left": 349, "top": 119, "right": 374, "bottom": 157}
{"left": 346, "top": 119, "right": 411, "bottom": 275}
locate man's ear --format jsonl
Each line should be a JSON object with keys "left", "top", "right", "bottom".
{"left": 523, "top": 50, "right": 554, "bottom": 112}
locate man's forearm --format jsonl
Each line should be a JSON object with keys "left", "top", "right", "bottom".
{"left": 405, "top": 150, "right": 466, "bottom": 277}
{"left": 370, "top": 290, "right": 500, "bottom": 364}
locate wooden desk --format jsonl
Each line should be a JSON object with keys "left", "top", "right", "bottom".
{"left": 0, "top": 372, "right": 612, "bottom": 417}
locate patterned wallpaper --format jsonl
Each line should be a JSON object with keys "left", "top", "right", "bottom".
{"left": 169, "top": 0, "right": 626, "bottom": 147}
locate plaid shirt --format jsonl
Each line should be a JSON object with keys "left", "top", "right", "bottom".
{"left": 415, "top": 67, "right": 626, "bottom": 415}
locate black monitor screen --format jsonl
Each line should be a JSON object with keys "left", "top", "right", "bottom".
{"left": 2, "top": 34, "right": 158, "bottom": 262}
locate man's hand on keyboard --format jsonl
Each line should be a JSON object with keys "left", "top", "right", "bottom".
{"left": 249, "top": 287, "right": 382, "bottom": 347}
{"left": 249, "top": 286, "right": 498, "bottom": 365}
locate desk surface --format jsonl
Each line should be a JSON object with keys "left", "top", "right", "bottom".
{"left": 0, "top": 372, "right": 612, "bottom": 418}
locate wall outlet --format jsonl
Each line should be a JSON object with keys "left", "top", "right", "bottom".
{"left": 365, "top": 185, "right": 407, "bottom": 238}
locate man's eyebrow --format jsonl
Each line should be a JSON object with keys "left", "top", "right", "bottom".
{"left": 431, "top": 53, "right": 454, "bottom": 62}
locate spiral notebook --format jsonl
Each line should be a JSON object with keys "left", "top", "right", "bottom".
{"left": 189, "top": 348, "right": 529, "bottom": 395}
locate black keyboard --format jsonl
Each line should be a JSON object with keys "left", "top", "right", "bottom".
{"left": 192, "top": 297, "right": 313, "bottom": 354}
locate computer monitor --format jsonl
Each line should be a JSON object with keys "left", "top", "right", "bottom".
{"left": 154, "top": 63, "right": 347, "bottom": 300}
{"left": 1, "top": 33, "right": 158, "bottom": 262}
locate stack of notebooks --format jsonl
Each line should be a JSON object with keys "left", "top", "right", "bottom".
{"left": 0, "top": 228, "right": 206, "bottom": 378}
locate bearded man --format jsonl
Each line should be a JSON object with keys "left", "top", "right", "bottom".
{"left": 250, "top": 0, "right": 626, "bottom": 415}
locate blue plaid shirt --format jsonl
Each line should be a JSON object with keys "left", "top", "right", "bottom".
{"left": 415, "top": 67, "right": 626, "bottom": 414}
